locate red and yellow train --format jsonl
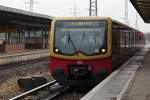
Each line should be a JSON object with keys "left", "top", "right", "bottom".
{"left": 50, "top": 17, "right": 145, "bottom": 87}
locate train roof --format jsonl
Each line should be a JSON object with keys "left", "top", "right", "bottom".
{"left": 53, "top": 16, "right": 111, "bottom": 21}
{"left": 112, "top": 19, "right": 143, "bottom": 33}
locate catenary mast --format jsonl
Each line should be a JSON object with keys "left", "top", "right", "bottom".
{"left": 89, "top": 0, "right": 98, "bottom": 16}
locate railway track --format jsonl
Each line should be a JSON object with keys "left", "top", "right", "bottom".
{"left": 46, "top": 86, "right": 70, "bottom": 100}
{"left": 52, "top": 87, "right": 90, "bottom": 100}
{"left": 9, "top": 79, "right": 86, "bottom": 100}
{"left": 9, "top": 80, "right": 70, "bottom": 100}
{"left": 0, "top": 57, "right": 49, "bottom": 70}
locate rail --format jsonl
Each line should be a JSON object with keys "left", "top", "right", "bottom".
{"left": 9, "top": 80, "right": 56, "bottom": 100}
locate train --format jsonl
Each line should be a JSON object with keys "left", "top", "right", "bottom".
{"left": 50, "top": 17, "right": 145, "bottom": 87}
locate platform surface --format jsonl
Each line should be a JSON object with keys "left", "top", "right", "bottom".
{"left": 122, "top": 48, "right": 150, "bottom": 100}
{"left": 0, "top": 49, "right": 49, "bottom": 65}
{"left": 81, "top": 48, "right": 149, "bottom": 100}
{"left": 0, "top": 49, "right": 48, "bottom": 58}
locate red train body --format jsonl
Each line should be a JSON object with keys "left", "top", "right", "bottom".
{"left": 50, "top": 17, "right": 145, "bottom": 87}
{"left": 50, "top": 57, "right": 112, "bottom": 86}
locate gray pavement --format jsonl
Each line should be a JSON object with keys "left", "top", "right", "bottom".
{"left": 81, "top": 48, "right": 149, "bottom": 100}
{"left": 0, "top": 49, "right": 49, "bottom": 65}
{"left": 0, "top": 49, "right": 48, "bottom": 58}
{"left": 122, "top": 48, "right": 150, "bottom": 100}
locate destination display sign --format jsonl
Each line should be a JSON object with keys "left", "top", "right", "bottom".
{"left": 56, "top": 20, "right": 107, "bottom": 28}
{"left": 60, "top": 28, "right": 101, "bottom": 32}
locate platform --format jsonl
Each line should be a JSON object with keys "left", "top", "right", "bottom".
{"left": 0, "top": 49, "right": 49, "bottom": 65}
{"left": 122, "top": 48, "right": 150, "bottom": 100}
{"left": 81, "top": 48, "right": 149, "bottom": 100}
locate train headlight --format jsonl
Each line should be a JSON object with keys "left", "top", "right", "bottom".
{"left": 101, "top": 48, "right": 106, "bottom": 53}
{"left": 55, "top": 48, "right": 59, "bottom": 53}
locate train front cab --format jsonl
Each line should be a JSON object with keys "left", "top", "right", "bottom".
{"left": 50, "top": 17, "right": 113, "bottom": 87}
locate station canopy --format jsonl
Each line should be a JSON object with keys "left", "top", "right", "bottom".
{"left": 130, "top": 0, "right": 150, "bottom": 23}
{"left": 0, "top": 5, "right": 53, "bottom": 30}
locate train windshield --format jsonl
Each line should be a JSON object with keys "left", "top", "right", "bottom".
{"left": 54, "top": 20, "right": 107, "bottom": 55}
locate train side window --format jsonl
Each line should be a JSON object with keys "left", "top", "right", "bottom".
{"left": 30, "top": 31, "right": 35, "bottom": 38}
{"left": 126, "top": 31, "right": 129, "bottom": 48}
{"left": 131, "top": 30, "right": 134, "bottom": 48}
{"left": 112, "top": 23, "right": 120, "bottom": 55}
{"left": 25, "top": 31, "right": 29, "bottom": 38}
{"left": 120, "top": 31, "right": 123, "bottom": 48}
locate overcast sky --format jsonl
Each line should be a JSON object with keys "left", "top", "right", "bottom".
{"left": 0, "top": 0, "right": 150, "bottom": 33}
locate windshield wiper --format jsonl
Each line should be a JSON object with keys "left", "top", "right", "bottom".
{"left": 67, "top": 31, "right": 78, "bottom": 53}
{"left": 81, "top": 32, "right": 85, "bottom": 43}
